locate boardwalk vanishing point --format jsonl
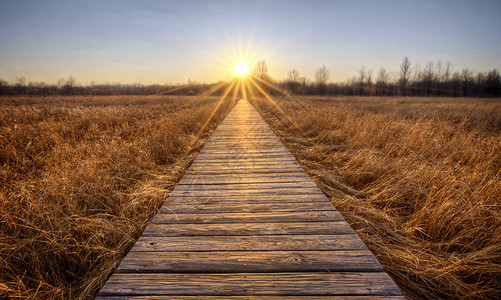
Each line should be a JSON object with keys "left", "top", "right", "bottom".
{"left": 98, "top": 100, "right": 403, "bottom": 299}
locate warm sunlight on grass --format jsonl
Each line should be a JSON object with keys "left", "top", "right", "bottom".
{"left": 0, "top": 95, "right": 237, "bottom": 299}
{"left": 250, "top": 95, "right": 501, "bottom": 299}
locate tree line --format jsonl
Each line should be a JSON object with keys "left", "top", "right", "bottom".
{"left": 0, "top": 76, "right": 216, "bottom": 96}
{"left": 280, "top": 57, "right": 500, "bottom": 97}
{"left": 1, "top": 57, "right": 500, "bottom": 97}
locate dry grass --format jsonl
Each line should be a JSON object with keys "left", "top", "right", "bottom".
{"left": 0, "top": 95, "right": 236, "bottom": 299}
{"left": 250, "top": 96, "right": 501, "bottom": 299}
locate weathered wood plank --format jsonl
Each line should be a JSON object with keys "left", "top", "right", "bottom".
{"left": 198, "top": 149, "right": 290, "bottom": 154}
{"left": 130, "top": 235, "right": 367, "bottom": 252}
{"left": 98, "top": 296, "right": 406, "bottom": 300}
{"left": 192, "top": 157, "right": 297, "bottom": 163}
{"left": 180, "top": 172, "right": 311, "bottom": 179}
{"left": 151, "top": 210, "right": 343, "bottom": 224}
{"left": 99, "top": 272, "right": 402, "bottom": 296}
{"left": 194, "top": 152, "right": 293, "bottom": 158}
{"left": 169, "top": 188, "right": 324, "bottom": 197}
{"left": 184, "top": 169, "right": 307, "bottom": 175}
{"left": 172, "top": 182, "right": 318, "bottom": 191}
{"left": 190, "top": 160, "right": 299, "bottom": 167}
{"left": 165, "top": 194, "right": 331, "bottom": 203}
{"left": 178, "top": 176, "right": 313, "bottom": 185}
{"left": 117, "top": 250, "right": 382, "bottom": 273}
{"left": 141, "top": 221, "right": 354, "bottom": 237}
{"left": 159, "top": 202, "right": 335, "bottom": 214}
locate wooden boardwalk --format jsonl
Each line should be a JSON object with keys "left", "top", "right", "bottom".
{"left": 98, "top": 100, "right": 403, "bottom": 298}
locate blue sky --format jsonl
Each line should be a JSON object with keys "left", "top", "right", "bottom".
{"left": 1, "top": 0, "right": 500, "bottom": 84}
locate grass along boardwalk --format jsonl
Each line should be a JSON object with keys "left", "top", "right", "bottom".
{"left": 98, "top": 100, "right": 403, "bottom": 298}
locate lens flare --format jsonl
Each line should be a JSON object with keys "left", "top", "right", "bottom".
{"left": 235, "top": 61, "right": 249, "bottom": 76}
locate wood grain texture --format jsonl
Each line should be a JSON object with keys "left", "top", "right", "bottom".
{"left": 172, "top": 182, "right": 318, "bottom": 191}
{"left": 99, "top": 272, "right": 402, "bottom": 296}
{"left": 98, "top": 296, "right": 406, "bottom": 300}
{"left": 150, "top": 210, "right": 344, "bottom": 224}
{"left": 159, "top": 201, "right": 336, "bottom": 214}
{"left": 141, "top": 222, "right": 354, "bottom": 237}
{"left": 130, "top": 235, "right": 367, "bottom": 252}
{"left": 165, "top": 194, "right": 331, "bottom": 203}
{"left": 98, "top": 100, "right": 402, "bottom": 297}
{"left": 169, "top": 188, "right": 324, "bottom": 197}
{"left": 117, "top": 250, "right": 383, "bottom": 273}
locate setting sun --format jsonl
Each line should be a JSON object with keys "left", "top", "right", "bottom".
{"left": 235, "top": 61, "right": 249, "bottom": 76}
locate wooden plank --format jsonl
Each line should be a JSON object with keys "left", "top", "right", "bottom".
{"left": 159, "top": 202, "right": 336, "bottom": 214}
{"left": 178, "top": 176, "right": 313, "bottom": 185}
{"left": 172, "top": 182, "right": 318, "bottom": 192}
{"left": 184, "top": 169, "right": 306, "bottom": 175}
{"left": 192, "top": 156, "right": 297, "bottom": 161}
{"left": 151, "top": 210, "right": 343, "bottom": 224}
{"left": 207, "top": 137, "right": 279, "bottom": 140}
{"left": 181, "top": 172, "right": 310, "bottom": 178}
{"left": 200, "top": 146, "right": 287, "bottom": 151}
{"left": 165, "top": 197, "right": 331, "bottom": 206}
{"left": 198, "top": 149, "right": 290, "bottom": 153}
{"left": 188, "top": 163, "right": 303, "bottom": 170}
{"left": 99, "top": 272, "right": 402, "bottom": 296}
{"left": 190, "top": 159, "right": 298, "bottom": 165}
{"left": 169, "top": 188, "right": 324, "bottom": 197}
{"left": 141, "top": 221, "right": 354, "bottom": 237}
{"left": 207, "top": 136, "right": 278, "bottom": 140}
{"left": 185, "top": 166, "right": 305, "bottom": 171}
{"left": 193, "top": 156, "right": 296, "bottom": 161}
{"left": 116, "top": 250, "right": 382, "bottom": 273}
{"left": 130, "top": 235, "right": 367, "bottom": 252}
{"left": 180, "top": 172, "right": 312, "bottom": 179}
{"left": 98, "top": 296, "right": 406, "bottom": 300}
{"left": 165, "top": 194, "right": 331, "bottom": 203}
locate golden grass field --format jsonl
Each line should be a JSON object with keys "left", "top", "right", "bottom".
{"left": 250, "top": 96, "right": 501, "bottom": 299}
{"left": 0, "top": 95, "right": 237, "bottom": 299}
{"left": 1, "top": 95, "right": 500, "bottom": 299}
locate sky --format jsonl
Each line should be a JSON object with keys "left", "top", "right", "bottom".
{"left": 1, "top": 0, "right": 500, "bottom": 85}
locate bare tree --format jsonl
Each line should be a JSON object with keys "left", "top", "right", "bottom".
{"left": 57, "top": 78, "right": 66, "bottom": 88}
{"left": 367, "top": 69, "right": 373, "bottom": 95}
{"left": 315, "top": 65, "right": 330, "bottom": 95}
{"left": 253, "top": 59, "right": 270, "bottom": 81}
{"left": 358, "top": 67, "right": 367, "bottom": 95}
{"left": 0, "top": 78, "right": 8, "bottom": 94}
{"left": 399, "top": 57, "right": 412, "bottom": 95}
{"left": 423, "top": 61, "right": 435, "bottom": 96}
{"left": 15, "top": 76, "right": 26, "bottom": 94}
{"left": 287, "top": 69, "right": 300, "bottom": 93}
{"left": 485, "top": 69, "right": 501, "bottom": 95}
{"left": 376, "top": 67, "right": 389, "bottom": 96}
{"left": 461, "top": 68, "right": 473, "bottom": 96}
{"left": 443, "top": 61, "right": 453, "bottom": 95}
{"left": 299, "top": 76, "right": 308, "bottom": 95}
{"left": 63, "top": 75, "right": 77, "bottom": 94}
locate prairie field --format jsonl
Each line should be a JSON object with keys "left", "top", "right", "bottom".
{"left": 1, "top": 94, "right": 500, "bottom": 299}
{"left": 250, "top": 96, "right": 501, "bottom": 299}
{"left": 0, "top": 95, "right": 236, "bottom": 299}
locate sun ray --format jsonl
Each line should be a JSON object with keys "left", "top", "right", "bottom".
{"left": 250, "top": 75, "right": 291, "bottom": 96}
{"left": 240, "top": 79, "right": 248, "bottom": 100}
{"left": 231, "top": 79, "right": 240, "bottom": 100}
{"left": 245, "top": 79, "right": 255, "bottom": 99}
{"left": 198, "top": 81, "right": 229, "bottom": 99}
{"left": 250, "top": 75, "right": 315, "bottom": 113}
{"left": 155, "top": 84, "right": 195, "bottom": 95}
{"left": 248, "top": 77, "right": 309, "bottom": 138}
{"left": 176, "top": 78, "right": 238, "bottom": 169}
